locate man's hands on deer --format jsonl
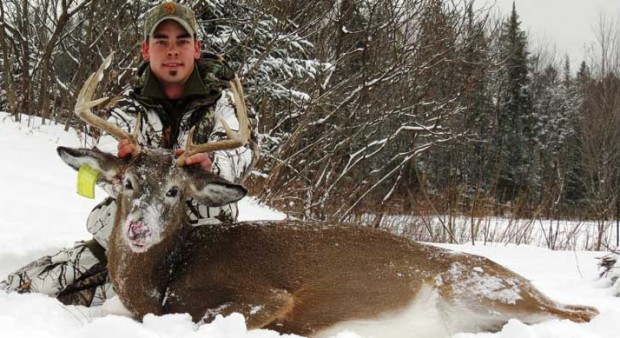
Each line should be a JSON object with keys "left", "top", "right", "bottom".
{"left": 117, "top": 139, "right": 213, "bottom": 171}
{"left": 175, "top": 149, "right": 213, "bottom": 171}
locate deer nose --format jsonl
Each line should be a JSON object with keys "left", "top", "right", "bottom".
{"left": 127, "top": 220, "right": 150, "bottom": 241}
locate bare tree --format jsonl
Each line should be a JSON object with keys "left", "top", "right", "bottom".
{"left": 589, "top": 12, "right": 620, "bottom": 77}
{"left": 35, "top": 0, "right": 94, "bottom": 123}
{"left": 0, "top": 2, "right": 18, "bottom": 116}
{"left": 577, "top": 14, "right": 620, "bottom": 250}
{"left": 256, "top": 0, "right": 491, "bottom": 222}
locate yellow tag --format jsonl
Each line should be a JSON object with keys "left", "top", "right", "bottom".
{"left": 77, "top": 164, "right": 100, "bottom": 199}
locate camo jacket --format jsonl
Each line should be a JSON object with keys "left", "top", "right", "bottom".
{"left": 88, "top": 54, "right": 257, "bottom": 248}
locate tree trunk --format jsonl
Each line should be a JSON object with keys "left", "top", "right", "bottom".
{"left": 18, "top": 0, "right": 31, "bottom": 116}
{"left": 0, "top": 3, "right": 17, "bottom": 117}
{"left": 39, "top": 6, "right": 71, "bottom": 123}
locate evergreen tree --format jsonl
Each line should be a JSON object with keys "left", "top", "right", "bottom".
{"left": 576, "top": 61, "right": 592, "bottom": 85}
{"left": 493, "top": 3, "right": 535, "bottom": 206}
{"left": 193, "top": 0, "right": 326, "bottom": 124}
{"left": 562, "top": 60, "right": 587, "bottom": 206}
{"left": 530, "top": 62, "right": 581, "bottom": 215}
{"left": 450, "top": 3, "right": 494, "bottom": 205}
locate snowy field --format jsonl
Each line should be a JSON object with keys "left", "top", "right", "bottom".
{"left": 1, "top": 112, "right": 620, "bottom": 338}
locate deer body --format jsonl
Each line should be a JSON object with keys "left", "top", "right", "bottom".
{"left": 107, "top": 218, "right": 598, "bottom": 337}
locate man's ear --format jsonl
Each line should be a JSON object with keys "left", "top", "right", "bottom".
{"left": 193, "top": 39, "right": 201, "bottom": 60}
{"left": 142, "top": 40, "right": 150, "bottom": 62}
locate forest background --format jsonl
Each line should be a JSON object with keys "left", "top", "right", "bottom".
{"left": 2, "top": 0, "right": 620, "bottom": 250}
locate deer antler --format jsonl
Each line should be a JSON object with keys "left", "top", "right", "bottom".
{"left": 176, "top": 77, "right": 251, "bottom": 166}
{"left": 75, "top": 53, "right": 141, "bottom": 157}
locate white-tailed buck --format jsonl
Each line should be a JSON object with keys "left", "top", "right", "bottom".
{"left": 60, "top": 56, "right": 598, "bottom": 338}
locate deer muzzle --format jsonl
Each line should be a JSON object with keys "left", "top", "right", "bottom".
{"left": 125, "top": 219, "right": 153, "bottom": 252}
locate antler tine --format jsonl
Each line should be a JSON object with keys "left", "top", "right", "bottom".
{"left": 176, "top": 77, "right": 251, "bottom": 166}
{"left": 75, "top": 53, "right": 141, "bottom": 157}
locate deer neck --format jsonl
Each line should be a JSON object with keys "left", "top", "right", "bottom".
{"left": 107, "top": 220, "right": 192, "bottom": 316}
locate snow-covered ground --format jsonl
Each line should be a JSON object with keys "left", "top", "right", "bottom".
{"left": 1, "top": 112, "right": 620, "bottom": 337}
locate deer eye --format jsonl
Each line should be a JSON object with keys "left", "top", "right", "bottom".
{"left": 124, "top": 179, "right": 133, "bottom": 190}
{"left": 166, "top": 186, "right": 179, "bottom": 198}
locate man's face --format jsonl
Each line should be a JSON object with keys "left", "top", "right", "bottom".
{"left": 141, "top": 20, "right": 201, "bottom": 90}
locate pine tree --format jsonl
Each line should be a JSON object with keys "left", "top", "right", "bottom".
{"left": 187, "top": 0, "right": 329, "bottom": 182}
{"left": 193, "top": 0, "right": 326, "bottom": 120}
{"left": 493, "top": 3, "right": 535, "bottom": 206}
{"left": 562, "top": 60, "right": 587, "bottom": 206}
{"left": 530, "top": 61, "right": 581, "bottom": 215}
{"left": 450, "top": 4, "right": 494, "bottom": 204}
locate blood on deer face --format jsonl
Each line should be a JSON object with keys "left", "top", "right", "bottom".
{"left": 119, "top": 150, "right": 187, "bottom": 252}
{"left": 58, "top": 147, "right": 247, "bottom": 253}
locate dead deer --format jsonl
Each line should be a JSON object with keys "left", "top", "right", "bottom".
{"left": 59, "top": 56, "right": 598, "bottom": 338}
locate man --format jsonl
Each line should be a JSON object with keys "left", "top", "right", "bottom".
{"left": 0, "top": 1, "right": 256, "bottom": 306}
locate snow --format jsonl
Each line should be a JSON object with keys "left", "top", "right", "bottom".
{"left": 1, "top": 112, "right": 620, "bottom": 337}
{"left": 445, "top": 262, "right": 522, "bottom": 305}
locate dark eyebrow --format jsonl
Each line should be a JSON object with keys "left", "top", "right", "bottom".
{"left": 151, "top": 33, "right": 193, "bottom": 40}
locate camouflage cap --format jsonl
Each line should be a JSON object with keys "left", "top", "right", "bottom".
{"left": 144, "top": 2, "right": 198, "bottom": 39}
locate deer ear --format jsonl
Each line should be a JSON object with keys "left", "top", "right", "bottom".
{"left": 187, "top": 175, "right": 248, "bottom": 207}
{"left": 57, "top": 146, "right": 126, "bottom": 183}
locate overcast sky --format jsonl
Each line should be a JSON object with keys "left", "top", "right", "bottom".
{"left": 478, "top": 0, "right": 620, "bottom": 70}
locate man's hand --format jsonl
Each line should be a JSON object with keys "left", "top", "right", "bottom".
{"left": 117, "top": 139, "right": 137, "bottom": 158}
{"left": 175, "top": 149, "right": 213, "bottom": 172}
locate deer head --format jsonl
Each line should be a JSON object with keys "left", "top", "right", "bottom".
{"left": 58, "top": 147, "right": 247, "bottom": 252}
{"left": 62, "top": 53, "right": 250, "bottom": 252}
